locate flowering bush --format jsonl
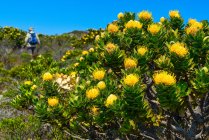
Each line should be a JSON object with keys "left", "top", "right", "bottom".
{"left": 13, "top": 10, "right": 209, "bottom": 139}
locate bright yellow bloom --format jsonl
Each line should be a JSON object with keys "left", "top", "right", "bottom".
{"left": 97, "top": 81, "right": 106, "bottom": 90}
{"left": 86, "top": 88, "right": 100, "bottom": 99}
{"left": 74, "top": 63, "right": 79, "bottom": 67}
{"left": 91, "top": 106, "right": 99, "bottom": 115}
{"left": 105, "top": 94, "right": 118, "bottom": 107}
{"left": 186, "top": 21, "right": 203, "bottom": 35}
{"left": 61, "top": 58, "right": 65, "bottom": 62}
{"left": 93, "top": 70, "right": 105, "bottom": 80}
{"left": 148, "top": 24, "right": 161, "bottom": 35}
{"left": 66, "top": 50, "right": 71, "bottom": 55}
{"left": 82, "top": 50, "right": 89, "bottom": 55}
{"left": 169, "top": 10, "right": 180, "bottom": 18}
{"left": 137, "top": 46, "right": 148, "bottom": 56}
{"left": 188, "top": 18, "right": 197, "bottom": 25}
{"left": 70, "top": 71, "right": 77, "bottom": 77}
{"left": 124, "top": 74, "right": 139, "bottom": 86}
{"left": 170, "top": 42, "right": 188, "bottom": 57}
{"left": 24, "top": 80, "right": 32, "bottom": 85}
{"left": 129, "top": 120, "right": 136, "bottom": 129}
{"left": 124, "top": 58, "right": 138, "bottom": 69}
{"left": 153, "top": 71, "right": 176, "bottom": 86}
{"left": 160, "top": 17, "right": 165, "bottom": 23}
{"left": 48, "top": 98, "right": 59, "bottom": 107}
{"left": 125, "top": 20, "right": 143, "bottom": 30}
{"left": 138, "top": 11, "right": 152, "bottom": 20}
{"left": 79, "top": 57, "right": 84, "bottom": 61}
{"left": 89, "top": 48, "right": 94, "bottom": 52}
{"left": 31, "top": 85, "right": 37, "bottom": 90}
{"left": 118, "top": 12, "right": 124, "bottom": 19}
{"left": 107, "top": 24, "right": 119, "bottom": 33}
{"left": 43, "top": 72, "right": 53, "bottom": 81}
{"left": 105, "top": 43, "right": 117, "bottom": 53}
{"left": 95, "top": 35, "right": 100, "bottom": 41}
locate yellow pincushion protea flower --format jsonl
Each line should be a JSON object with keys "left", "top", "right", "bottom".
{"left": 48, "top": 97, "right": 59, "bottom": 107}
{"left": 188, "top": 18, "right": 197, "bottom": 25}
{"left": 186, "top": 21, "right": 203, "bottom": 35}
{"left": 118, "top": 12, "right": 124, "bottom": 19}
{"left": 125, "top": 20, "right": 143, "bottom": 30}
{"left": 95, "top": 35, "right": 100, "bottom": 41}
{"left": 160, "top": 17, "right": 165, "bottom": 23}
{"left": 31, "top": 85, "right": 37, "bottom": 90}
{"left": 169, "top": 10, "right": 180, "bottom": 18}
{"left": 79, "top": 57, "right": 84, "bottom": 61}
{"left": 89, "top": 48, "right": 94, "bottom": 52}
{"left": 66, "top": 50, "right": 71, "bottom": 55}
{"left": 82, "top": 50, "right": 89, "bottom": 55}
{"left": 138, "top": 11, "right": 152, "bottom": 20}
{"left": 86, "top": 88, "right": 100, "bottom": 99}
{"left": 93, "top": 69, "right": 105, "bottom": 80}
{"left": 97, "top": 81, "right": 106, "bottom": 90}
{"left": 124, "top": 58, "right": 138, "bottom": 69}
{"left": 105, "top": 94, "right": 118, "bottom": 107}
{"left": 24, "top": 80, "right": 32, "bottom": 85}
{"left": 74, "top": 63, "right": 79, "bottom": 67}
{"left": 105, "top": 43, "right": 117, "bottom": 53}
{"left": 43, "top": 72, "right": 53, "bottom": 81}
{"left": 91, "top": 106, "right": 99, "bottom": 115}
{"left": 170, "top": 42, "right": 188, "bottom": 57}
{"left": 137, "top": 46, "right": 148, "bottom": 56}
{"left": 147, "top": 24, "right": 161, "bottom": 35}
{"left": 153, "top": 71, "right": 176, "bottom": 86}
{"left": 70, "top": 71, "right": 77, "bottom": 77}
{"left": 124, "top": 74, "right": 139, "bottom": 86}
{"left": 107, "top": 24, "right": 119, "bottom": 33}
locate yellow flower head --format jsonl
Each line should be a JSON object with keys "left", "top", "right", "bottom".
{"left": 61, "top": 58, "right": 65, "bottom": 62}
{"left": 95, "top": 35, "right": 100, "bottom": 41}
{"left": 74, "top": 63, "right": 79, "bottom": 67}
{"left": 70, "top": 71, "right": 77, "bottom": 77}
{"left": 148, "top": 24, "right": 161, "bottom": 35}
{"left": 105, "top": 43, "right": 117, "bottom": 53}
{"left": 160, "top": 17, "right": 165, "bottom": 23}
{"left": 186, "top": 21, "right": 203, "bottom": 35}
{"left": 89, "top": 48, "right": 94, "bottom": 52}
{"left": 79, "top": 57, "right": 84, "bottom": 61}
{"left": 125, "top": 20, "right": 143, "bottom": 30}
{"left": 170, "top": 42, "right": 188, "bottom": 57}
{"left": 97, "top": 81, "right": 106, "bottom": 90}
{"left": 153, "top": 71, "right": 176, "bottom": 86}
{"left": 91, "top": 106, "right": 99, "bottom": 115}
{"left": 138, "top": 11, "right": 152, "bottom": 20}
{"left": 93, "top": 69, "right": 105, "bottom": 80}
{"left": 43, "top": 72, "right": 53, "bottom": 81}
{"left": 48, "top": 97, "right": 59, "bottom": 107}
{"left": 137, "top": 46, "right": 148, "bottom": 56}
{"left": 24, "top": 80, "right": 32, "bottom": 85}
{"left": 118, "top": 12, "right": 124, "bottom": 19}
{"left": 169, "top": 10, "right": 180, "bottom": 18}
{"left": 124, "top": 74, "right": 139, "bottom": 86}
{"left": 66, "top": 50, "right": 71, "bottom": 55}
{"left": 124, "top": 58, "right": 138, "bottom": 69}
{"left": 105, "top": 94, "right": 118, "bottom": 107}
{"left": 188, "top": 18, "right": 197, "bottom": 25}
{"left": 31, "top": 85, "right": 37, "bottom": 90}
{"left": 82, "top": 50, "right": 89, "bottom": 55}
{"left": 107, "top": 24, "right": 119, "bottom": 33}
{"left": 86, "top": 88, "right": 100, "bottom": 99}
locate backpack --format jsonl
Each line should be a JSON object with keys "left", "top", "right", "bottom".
{"left": 28, "top": 32, "right": 38, "bottom": 45}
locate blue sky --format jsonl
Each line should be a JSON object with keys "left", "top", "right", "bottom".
{"left": 0, "top": 0, "right": 208, "bottom": 35}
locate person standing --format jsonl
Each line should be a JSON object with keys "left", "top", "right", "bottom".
{"left": 24, "top": 27, "right": 40, "bottom": 58}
